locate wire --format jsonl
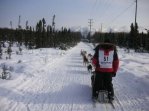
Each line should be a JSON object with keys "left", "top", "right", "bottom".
{"left": 90, "top": 0, "right": 111, "bottom": 18}
{"left": 89, "top": 0, "right": 114, "bottom": 30}
{"left": 106, "top": 1, "right": 135, "bottom": 28}
{"left": 90, "top": 0, "right": 98, "bottom": 18}
{"left": 99, "top": 0, "right": 113, "bottom": 18}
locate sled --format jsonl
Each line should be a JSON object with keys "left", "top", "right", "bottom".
{"left": 92, "top": 90, "right": 115, "bottom": 109}
{"left": 97, "top": 90, "right": 109, "bottom": 103}
{"left": 91, "top": 74, "right": 115, "bottom": 109}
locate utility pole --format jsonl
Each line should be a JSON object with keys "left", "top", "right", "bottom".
{"left": 100, "top": 23, "right": 104, "bottom": 42}
{"left": 18, "top": 15, "right": 21, "bottom": 29}
{"left": 134, "top": 0, "right": 138, "bottom": 51}
{"left": 88, "top": 19, "right": 93, "bottom": 42}
{"left": 101, "top": 23, "right": 102, "bottom": 32}
{"left": 10, "top": 21, "right": 12, "bottom": 29}
{"left": 52, "top": 14, "right": 56, "bottom": 32}
{"left": 26, "top": 21, "right": 29, "bottom": 30}
{"left": 135, "top": 0, "right": 137, "bottom": 26}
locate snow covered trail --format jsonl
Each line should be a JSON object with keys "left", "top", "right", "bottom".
{"left": 0, "top": 42, "right": 149, "bottom": 111}
{"left": 0, "top": 42, "right": 103, "bottom": 111}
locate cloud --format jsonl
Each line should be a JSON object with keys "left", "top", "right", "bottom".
{"left": 118, "top": 26, "right": 130, "bottom": 32}
{"left": 104, "top": 25, "right": 130, "bottom": 32}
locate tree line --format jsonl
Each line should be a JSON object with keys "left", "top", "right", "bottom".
{"left": 92, "top": 23, "right": 149, "bottom": 52}
{"left": 0, "top": 18, "right": 81, "bottom": 50}
{"left": 1, "top": 20, "right": 149, "bottom": 52}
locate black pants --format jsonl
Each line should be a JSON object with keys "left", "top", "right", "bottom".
{"left": 92, "top": 72, "right": 114, "bottom": 97}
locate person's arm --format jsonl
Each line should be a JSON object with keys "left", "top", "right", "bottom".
{"left": 113, "top": 49, "right": 119, "bottom": 77}
{"left": 92, "top": 57, "right": 97, "bottom": 67}
{"left": 92, "top": 49, "right": 98, "bottom": 68}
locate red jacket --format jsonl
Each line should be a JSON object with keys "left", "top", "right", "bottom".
{"left": 92, "top": 43, "right": 119, "bottom": 73}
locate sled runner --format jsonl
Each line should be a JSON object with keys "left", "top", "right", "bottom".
{"left": 91, "top": 73, "right": 115, "bottom": 109}
{"left": 92, "top": 90, "right": 115, "bottom": 109}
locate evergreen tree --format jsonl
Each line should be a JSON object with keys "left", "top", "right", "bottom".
{"left": 42, "top": 18, "right": 46, "bottom": 47}
{"left": 134, "top": 22, "right": 139, "bottom": 51}
{"left": 36, "top": 20, "right": 42, "bottom": 48}
{"left": 129, "top": 23, "right": 135, "bottom": 48}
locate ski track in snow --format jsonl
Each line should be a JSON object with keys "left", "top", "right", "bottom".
{"left": 0, "top": 42, "right": 149, "bottom": 111}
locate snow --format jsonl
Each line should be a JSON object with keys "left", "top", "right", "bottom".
{"left": 0, "top": 42, "right": 149, "bottom": 111}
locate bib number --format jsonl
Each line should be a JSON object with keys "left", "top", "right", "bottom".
{"left": 98, "top": 50, "right": 114, "bottom": 68}
{"left": 104, "top": 56, "right": 108, "bottom": 61}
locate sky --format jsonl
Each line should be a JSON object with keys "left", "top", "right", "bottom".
{"left": 0, "top": 0, "right": 149, "bottom": 32}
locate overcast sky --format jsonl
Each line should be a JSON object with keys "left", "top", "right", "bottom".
{"left": 0, "top": 0, "right": 149, "bottom": 32}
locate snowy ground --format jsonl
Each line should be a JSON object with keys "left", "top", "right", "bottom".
{"left": 0, "top": 42, "right": 149, "bottom": 111}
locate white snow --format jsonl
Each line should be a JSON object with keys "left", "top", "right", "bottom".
{"left": 0, "top": 42, "right": 149, "bottom": 111}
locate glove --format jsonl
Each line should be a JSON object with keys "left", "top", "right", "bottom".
{"left": 112, "top": 72, "right": 116, "bottom": 77}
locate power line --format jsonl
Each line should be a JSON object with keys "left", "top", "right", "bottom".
{"left": 93, "top": 0, "right": 98, "bottom": 9}
{"left": 90, "top": 0, "right": 98, "bottom": 17}
{"left": 91, "top": 0, "right": 113, "bottom": 19}
{"left": 100, "top": 0, "right": 113, "bottom": 18}
{"left": 90, "top": 0, "right": 111, "bottom": 17}
{"left": 106, "top": 2, "right": 135, "bottom": 27}
{"left": 89, "top": 0, "right": 113, "bottom": 31}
